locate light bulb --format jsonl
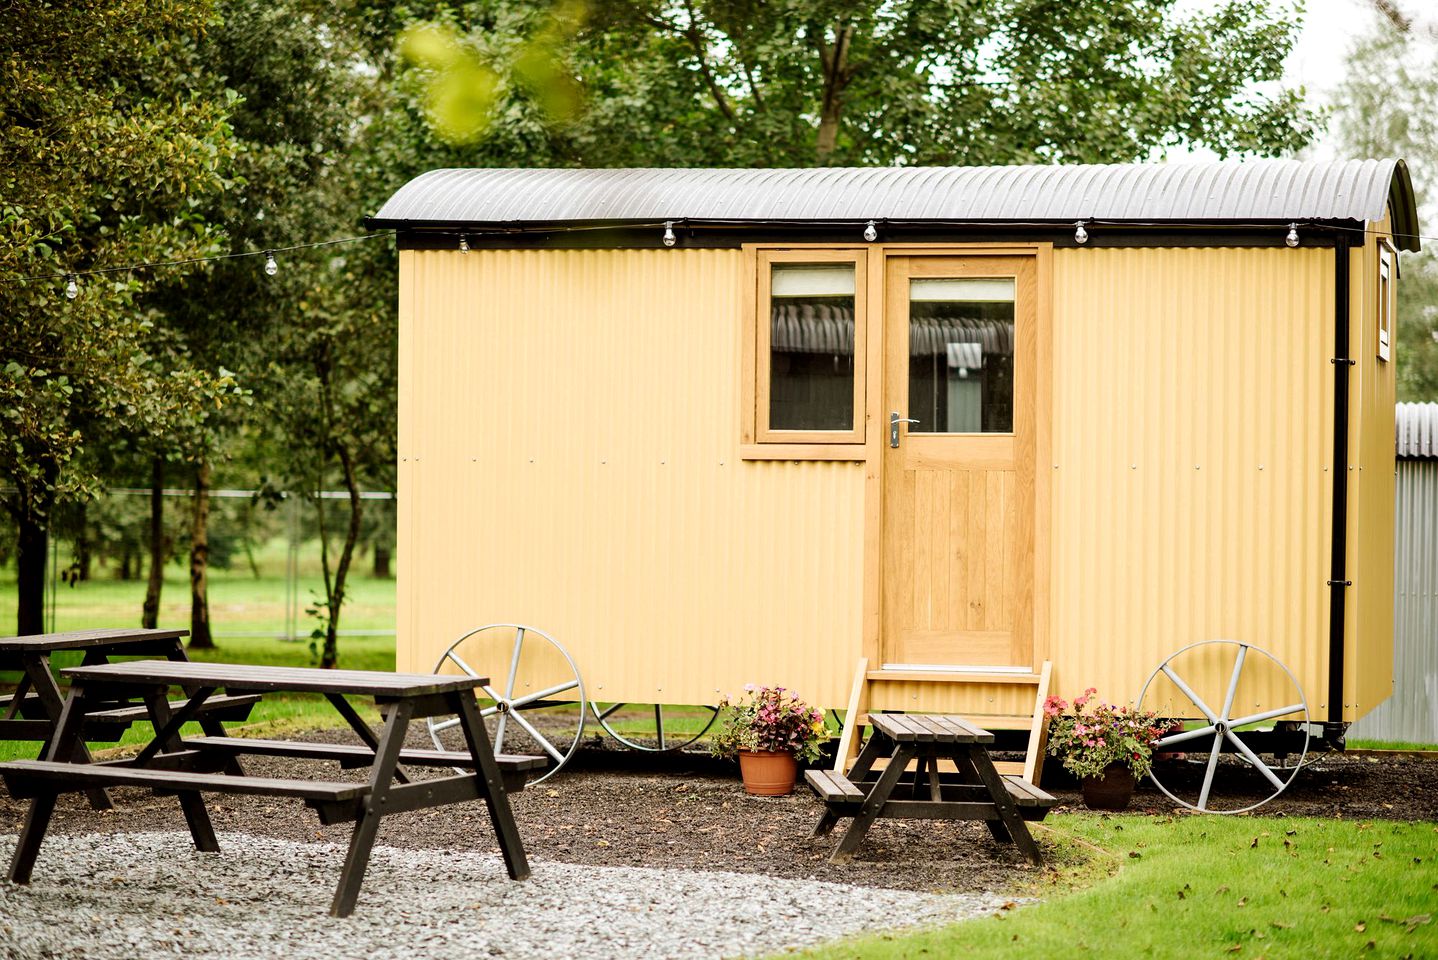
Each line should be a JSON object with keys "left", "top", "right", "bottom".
{"left": 263, "top": 251, "right": 278, "bottom": 276}
{"left": 64, "top": 275, "right": 78, "bottom": 300}
{"left": 863, "top": 220, "right": 878, "bottom": 242}
{"left": 1074, "top": 220, "right": 1089, "bottom": 245}
{"left": 662, "top": 222, "right": 676, "bottom": 247}
{"left": 459, "top": 234, "right": 470, "bottom": 254}
{"left": 1285, "top": 223, "right": 1299, "bottom": 248}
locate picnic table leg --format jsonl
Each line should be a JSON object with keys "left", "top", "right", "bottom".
{"left": 141, "top": 687, "right": 219, "bottom": 853}
{"left": 22, "top": 654, "right": 112, "bottom": 811}
{"left": 812, "top": 727, "right": 891, "bottom": 838}
{"left": 331, "top": 700, "right": 414, "bottom": 918}
{"left": 324, "top": 693, "right": 411, "bottom": 785}
{"left": 964, "top": 745, "right": 1043, "bottom": 866}
{"left": 452, "top": 690, "right": 531, "bottom": 882}
{"left": 830, "top": 743, "right": 915, "bottom": 864}
{"left": 164, "top": 641, "right": 245, "bottom": 775}
{"left": 8, "top": 683, "right": 91, "bottom": 883}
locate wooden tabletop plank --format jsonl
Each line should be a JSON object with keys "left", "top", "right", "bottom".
{"left": 0, "top": 628, "right": 188, "bottom": 653}
{"left": 929, "top": 715, "right": 995, "bottom": 743}
{"left": 60, "top": 660, "right": 486, "bottom": 697}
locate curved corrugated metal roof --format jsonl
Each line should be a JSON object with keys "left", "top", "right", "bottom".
{"left": 369, "top": 159, "right": 1419, "bottom": 249}
{"left": 1397, "top": 402, "right": 1438, "bottom": 458}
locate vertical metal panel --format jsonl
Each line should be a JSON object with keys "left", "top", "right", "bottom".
{"left": 396, "top": 248, "right": 864, "bottom": 709}
{"left": 1349, "top": 461, "right": 1438, "bottom": 743}
{"left": 1048, "top": 247, "right": 1336, "bottom": 714}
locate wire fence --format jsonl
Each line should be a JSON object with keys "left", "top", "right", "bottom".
{"left": 34, "top": 487, "right": 397, "bottom": 641}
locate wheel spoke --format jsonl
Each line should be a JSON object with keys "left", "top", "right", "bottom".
{"left": 654, "top": 704, "right": 666, "bottom": 750}
{"left": 509, "top": 679, "right": 580, "bottom": 709}
{"left": 1219, "top": 644, "right": 1248, "bottom": 721}
{"left": 596, "top": 702, "right": 625, "bottom": 721}
{"left": 508, "top": 710, "right": 566, "bottom": 763}
{"left": 480, "top": 683, "right": 506, "bottom": 704}
{"left": 1196, "top": 734, "right": 1224, "bottom": 811}
{"left": 1161, "top": 665, "right": 1221, "bottom": 724}
{"left": 1225, "top": 729, "right": 1286, "bottom": 791}
{"left": 1228, "top": 703, "right": 1306, "bottom": 729}
{"left": 431, "top": 716, "right": 462, "bottom": 733}
{"left": 445, "top": 649, "right": 480, "bottom": 679}
{"left": 494, "top": 711, "right": 510, "bottom": 755}
{"left": 478, "top": 704, "right": 501, "bottom": 718}
{"left": 502, "top": 627, "right": 526, "bottom": 700}
{"left": 1154, "top": 724, "right": 1217, "bottom": 748}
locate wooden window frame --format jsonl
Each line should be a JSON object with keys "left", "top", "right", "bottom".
{"left": 744, "top": 248, "right": 869, "bottom": 452}
{"left": 1378, "top": 240, "right": 1394, "bottom": 363}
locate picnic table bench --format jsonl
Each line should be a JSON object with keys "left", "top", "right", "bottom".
{"left": 0, "top": 660, "right": 540, "bottom": 917}
{"left": 806, "top": 713, "right": 1056, "bottom": 866}
{"left": 0, "top": 629, "right": 259, "bottom": 808}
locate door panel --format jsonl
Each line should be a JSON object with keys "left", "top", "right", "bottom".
{"left": 881, "top": 255, "right": 1037, "bottom": 669}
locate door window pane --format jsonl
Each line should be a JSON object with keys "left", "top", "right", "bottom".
{"left": 908, "top": 278, "right": 1014, "bottom": 433}
{"left": 770, "top": 264, "right": 855, "bottom": 431}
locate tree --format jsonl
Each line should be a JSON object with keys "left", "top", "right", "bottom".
{"left": 1332, "top": 3, "right": 1438, "bottom": 401}
{"left": 394, "top": 0, "right": 1318, "bottom": 166}
{"left": 0, "top": 0, "right": 242, "bottom": 634}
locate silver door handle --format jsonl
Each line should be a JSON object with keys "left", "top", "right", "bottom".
{"left": 889, "top": 412, "right": 920, "bottom": 448}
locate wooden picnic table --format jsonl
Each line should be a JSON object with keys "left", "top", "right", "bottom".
{"left": 806, "top": 713, "right": 1056, "bottom": 866}
{"left": 0, "top": 629, "right": 259, "bottom": 808}
{"left": 0, "top": 660, "right": 542, "bottom": 917}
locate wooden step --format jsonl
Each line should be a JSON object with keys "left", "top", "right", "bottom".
{"left": 867, "top": 670, "right": 1044, "bottom": 685}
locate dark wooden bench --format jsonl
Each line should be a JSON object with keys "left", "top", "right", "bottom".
{"left": 2, "top": 661, "right": 537, "bottom": 917}
{"left": 808, "top": 713, "right": 1055, "bottom": 865}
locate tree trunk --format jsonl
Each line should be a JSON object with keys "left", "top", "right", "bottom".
{"left": 188, "top": 459, "right": 214, "bottom": 649}
{"left": 15, "top": 514, "right": 47, "bottom": 636}
{"left": 319, "top": 451, "right": 364, "bottom": 669}
{"left": 74, "top": 502, "right": 91, "bottom": 582}
{"left": 141, "top": 457, "right": 165, "bottom": 629}
{"left": 372, "top": 543, "right": 391, "bottom": 578}
{"left": 816, "top": 25, "right": 854, "bottom": 161}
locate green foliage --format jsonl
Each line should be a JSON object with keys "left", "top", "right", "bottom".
{"left": 1044, "top": 688, "right": 1171, "bottom": 780}
{"left": 792, "top": 814, "right": 1438, "bottom": 960}
{"left": 709, "top": 685, "right": 828, "bottom": 763}
{"left": 1333, "top": 14, "right": 1438, "bottom": 401}
{"left": 0, "top": 1, "right": 245, "bottom": 525}
{"left": 393, "top": 0, "right": 1317, "bottom": 167}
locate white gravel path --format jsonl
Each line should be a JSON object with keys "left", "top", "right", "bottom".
{"left": 0, "top": 832, "right": 1014, "bottom": 959}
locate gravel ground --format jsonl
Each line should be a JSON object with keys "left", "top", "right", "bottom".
{"left": 0, "top": 831, "right": 1014, "bottom": 960}
{"left": 0, "top": 727, "right": 1432, "bottom": 959}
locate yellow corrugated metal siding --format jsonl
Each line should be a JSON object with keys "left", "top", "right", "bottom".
{"left": 397, "top": 248, "right": 863, "bottom": 708}
{"left": 398, "top": 241, "right": 1387, "bottom": 721}
{"left": 1347, "top": 214, "right": 1397, "bottom": 721}
{"left": 1048, "top": 247, "right": 1336, "bottom": 715}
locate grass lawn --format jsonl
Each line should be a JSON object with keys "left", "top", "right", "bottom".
{"left": 792, "top": 813, "right": 1438, "bottom": 960}
{"left": 1346, "top": 739, "right": 1438, "bottom": 752}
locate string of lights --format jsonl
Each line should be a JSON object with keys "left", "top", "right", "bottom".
{"left": 1, "top": 230, "right": 398, "bottom": 294}
{"left": 5, "top": 215, "right": 1430, "bottom": 299}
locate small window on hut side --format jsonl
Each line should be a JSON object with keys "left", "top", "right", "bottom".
{"left": 750, "top": 251, "right": 867, "bottom": 448}
{"left": 1378, "top": 244, "right": 1394, "bottom": 363}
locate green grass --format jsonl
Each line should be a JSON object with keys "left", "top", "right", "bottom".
{"left": 1346, "top": 738, "right": 1438, "bottom": 752}
{"left": 791, "top": 813, "right": 1438, "bottom": 960}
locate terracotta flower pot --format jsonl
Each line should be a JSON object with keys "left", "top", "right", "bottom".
{"left": 737, "top": 749, "right": 798, "bottom": 796}
{"left": 1081, "top": 763, "right": 1136, "bottom": 811}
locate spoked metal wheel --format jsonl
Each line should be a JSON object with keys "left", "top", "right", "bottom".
{"left": 428, "top": 623, "right": 586, "bottom": 785}
{"left": 590, "top": 702, "right": 719, "bottom": 752}
{"left": 1139, "top": 639, "right": 1309, "bottom": 814}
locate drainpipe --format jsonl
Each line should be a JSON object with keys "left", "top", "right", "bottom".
{"left": 1327, "top": 232, "right": 1352, "bottom": 731}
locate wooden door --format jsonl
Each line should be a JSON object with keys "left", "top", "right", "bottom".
{"left": 880, "top": 255, "right": 1038, "bottom": 669}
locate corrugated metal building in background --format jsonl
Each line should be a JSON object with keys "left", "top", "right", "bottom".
{"left": 1349, "top": 402, "right": 1438, "bottom": 744}
{"left": 371, "top": 158, "right": 1418, "bottom": 750}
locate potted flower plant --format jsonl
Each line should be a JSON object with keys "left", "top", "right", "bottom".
{"left": 709, "top": 685, "right": 827, "bottom": 796}
{"left": 1044, "top": 688, "right": 1170, "bottom": 810}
